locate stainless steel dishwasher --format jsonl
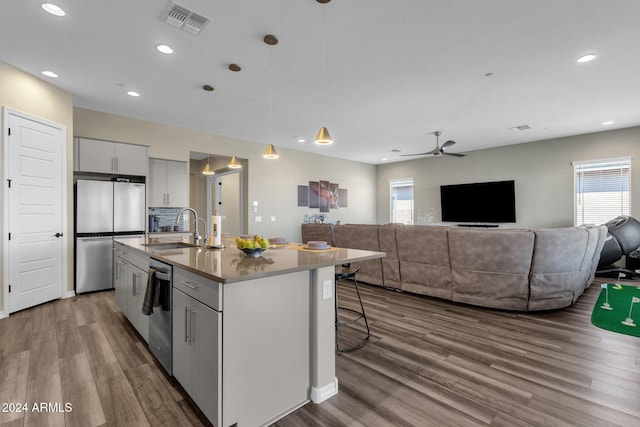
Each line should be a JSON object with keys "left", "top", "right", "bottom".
{"left": 149, "top": 258, "right": 172, "bottom": 375}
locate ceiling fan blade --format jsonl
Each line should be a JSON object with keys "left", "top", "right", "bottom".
{"left": 400, "top": 152, "right": 431, "bottom": 157}
{"left": 441, "top": 140, "right": 456, "bottom": 150}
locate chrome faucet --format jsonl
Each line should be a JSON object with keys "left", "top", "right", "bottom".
{"left": 175, "top": 208, "right": 204, "bottom": 244}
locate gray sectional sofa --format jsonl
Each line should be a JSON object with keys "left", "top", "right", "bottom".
{"left": 302, "top": 223, "right": 607, "bottom": 311}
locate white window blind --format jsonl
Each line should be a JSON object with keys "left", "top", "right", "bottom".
{"left": 390, "top": 178, "right": 414, "bottom": 224}
{"left": 574, "top": 158, "right": 631, "bottom": 226}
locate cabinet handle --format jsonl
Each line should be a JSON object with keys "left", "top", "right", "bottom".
{"left": 132, "top": 272, "right": 137, "bottom": 296}
{"left": 180, "top": 281, "right": 198, "bottom": 290}
{"left": 114, "top": 157, "right": 119, "bottom": 172}
{"left": 184, "top": 307, "right": 190, "bottom": 343}
{"left": 190, "top": 309, "right": 196, "bottom": 344}
{"left": 166, "top": 193, "right": 170, "bottom": 206}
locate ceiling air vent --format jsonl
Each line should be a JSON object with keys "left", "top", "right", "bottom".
{"left": 509, "top": 124, "right": 531, "bottom": 132}
{"left": 164, "top": 1, "right": 210, "bottom": 35}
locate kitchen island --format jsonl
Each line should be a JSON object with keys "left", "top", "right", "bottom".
{"left": 114, "top": 235, "right": 385, "bottom": 427}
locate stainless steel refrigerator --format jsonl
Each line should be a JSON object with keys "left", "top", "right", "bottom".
{"left": 75, "top": 179, "right": 145, "bottom": 293}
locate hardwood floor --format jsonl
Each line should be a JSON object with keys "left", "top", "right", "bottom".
{"left": 1, "top": 279, "right": 639, "bottom": 426}
{"left": 0, "top": 290, "right": 211, "bottom": 427}
{"left": 275, "top": 279, "right": 640, "bottom": 427}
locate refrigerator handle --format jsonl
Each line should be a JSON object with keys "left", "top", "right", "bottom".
{"left": 132, "top": 272, "right": 136, "bottom": 296}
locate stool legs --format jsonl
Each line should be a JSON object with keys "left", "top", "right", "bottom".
{"left": 335, "top": 276, "right": 370, "bottom": 352}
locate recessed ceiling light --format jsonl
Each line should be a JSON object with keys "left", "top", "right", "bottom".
{"left": 381, "top": 157, "right": 388, "bottom": 161}
{"left": 602, "top": 120, "right": 615, "bottom": 126}
{"left": 127, "top": 91, "right": 140, "bottom": 97}
{"left": 577, "top": 53, "right": 597, "bottom": 63}
{"left": 297, "top": 138, "right": 306, "bottom": 143}
{"left": 41, "top": 3, "right": 65, "bottom": 16}
{"left": 41, "top": 70, "right": 58, "bottom": 78}
{"left": 156, "top": 44, "right": 174, "bottom": 54}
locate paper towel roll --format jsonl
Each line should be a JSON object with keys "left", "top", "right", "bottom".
{"left": 211, "top": 213, "right": 222, "bottom": 246}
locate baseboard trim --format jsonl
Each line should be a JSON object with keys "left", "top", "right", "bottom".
{"left": 311, "top": 377, "right": 338, "bottom": 403}
{"left": 0, "top": 311, "right": 7, "bottom": 320}
{"left": 62, "top": 290, "right": 76, "bottom": 299}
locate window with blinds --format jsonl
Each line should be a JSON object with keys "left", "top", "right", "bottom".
{"left": 574, "top": 158, "right": 631, "bottom": 226}
{"left": 390, "top": 178, "right": 414, "bottom": 224}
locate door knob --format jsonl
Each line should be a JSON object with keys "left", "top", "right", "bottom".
{"left": 54, "top": 232, "right": 63, "bottom": 237}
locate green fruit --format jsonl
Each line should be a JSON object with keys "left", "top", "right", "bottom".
{"left": 244, "top": 240, "right": 254, "bottom": 249}
{"left": 260, "top": 238, "right": 269, "bottom": 248}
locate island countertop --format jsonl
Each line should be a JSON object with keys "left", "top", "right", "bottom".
{"left": 115, "top": 235, "right": 385, "bottom": 284}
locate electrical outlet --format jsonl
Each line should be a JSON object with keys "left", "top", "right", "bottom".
{"left": 322, "top": 280, "right": 332, "bottom": 300}
{"left": 255, "top": 216, "right": 262, "bottom": 222}
{"left": 271, "top": 216, "right": 276, "bottom": 222}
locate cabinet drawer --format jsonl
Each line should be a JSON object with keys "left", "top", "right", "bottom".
{"left": 174, "top": 267, "right": 221, "bottom": 311}
{"left": 128, "top": 249, "right": 149, "bottom": 272}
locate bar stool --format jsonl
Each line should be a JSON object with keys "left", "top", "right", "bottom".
{"left": 334, "top": 262, "right": 370, "bottom": 352}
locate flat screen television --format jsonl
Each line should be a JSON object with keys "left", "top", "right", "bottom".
{"left": 440, "top": 180, "right": 516, "bottom": 223}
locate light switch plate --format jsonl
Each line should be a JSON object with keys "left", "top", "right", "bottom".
{"left": 255, "top": 216, "right": 262, "bottom": 222}
{"left": 322, "top": 280, "right": 332, "bottom": 300}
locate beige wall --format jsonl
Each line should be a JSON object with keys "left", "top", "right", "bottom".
{"left": 74, "top": 107, "right": 378, "bottom": 242}
{"left": 376, "top": 126, "right": 640, "bottom": 228}
{"left": 0, "top": 61, "right": 75, "bottom": 307}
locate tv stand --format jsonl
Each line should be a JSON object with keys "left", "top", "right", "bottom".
{"left": 457, "top": 223, "right": 499, "bottom": 228}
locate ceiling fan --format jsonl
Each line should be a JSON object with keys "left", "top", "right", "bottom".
{"left": 402, "top": 131, "right": 467, "bottom": 158}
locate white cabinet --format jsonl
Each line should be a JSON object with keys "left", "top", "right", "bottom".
{"left": 148, "top": 158, "right": 188, "bottom": 207}
{"left": 173, "top": 284, "right": 221, "bottom": 425}
{"left": 75, "top": 137, "right": 148, "bottom": 176}
{"left": 113, "top": 242, "right": 149, "bottom": 341}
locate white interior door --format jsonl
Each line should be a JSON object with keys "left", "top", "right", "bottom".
{"left": 208, "top": 171, "right": 242, "bottom": 237}
{"left": 4, "top": 109, "right": 66, "bottom": 313}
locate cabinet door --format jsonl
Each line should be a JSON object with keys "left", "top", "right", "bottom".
{"left": 76, "top": 138, "right": 114, "bottom": 173}
{"left": 192, "top": 300, "right": 221, "bottom": 425}
{"left": 165, "top": 160, "right": 188, "bottom": 207}
{"left": 115, "top": 144, "right": 147, "bottom": 176}
{"left": 148, "top": 158, "right": 167, "bottom": 206}
{"left": 114, "top": 257, "right": 128, "bottom": 313}
{"left": 130, "top": 267, "right": 149, "bottom": 342}
{"left": 172, "top": 288, "right": 193, "bottom": 393}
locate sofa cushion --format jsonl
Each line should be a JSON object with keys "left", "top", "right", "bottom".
{"left": 578, "top": 225, "right": 607, "bottom": 290}
{"left": 396, "top": 226, "right": 452, "bottom": 299}
{"left": 529, "top": 227, "right": 589, "bottom": 310}
{"left": 333, "top": 224, "right": 384, "bottom": 286}
{"left": 449, "top": 228, "right": 534, "bottom": 310}
{"left": 301, "top": 223, "right": 335, "bottom": 246}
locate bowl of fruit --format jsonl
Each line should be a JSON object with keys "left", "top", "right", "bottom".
{"left": 235, "top": 235, "right": 270, "bottom": 257}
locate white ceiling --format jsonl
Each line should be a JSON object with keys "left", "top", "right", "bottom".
{"left": 2, "top": 0, "right": 640, "bottom": 164}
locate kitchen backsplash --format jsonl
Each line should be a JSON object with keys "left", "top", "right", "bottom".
{"left": 149, "top": 207, "right": 185, "bottom": 232}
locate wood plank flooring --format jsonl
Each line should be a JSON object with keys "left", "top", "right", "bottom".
{"left": 1, "top": 279, "right": 639, "bottom": 426}
{"left": 275, "top": 279, "right": 640, "bottom": 427}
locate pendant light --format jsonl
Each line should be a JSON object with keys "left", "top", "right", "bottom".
{"left": 263, "top": 144, "right": 279, "bottom": 159}
{"left": 202, "top": 156, "right": 215, "bottom": 175}
{"left": 227, "top": 63, "right": 243, "bottom": 170}
{"left": 315, "top": 0, "right": 333, "bottom": 145}
{"left": 228, "top": 155, "right": 242, "bottom": 168}
{"left": 315, "top": 126, "right": 333, "bottom": 145}
{"left": 263, "top": 34, "right": 280, "bottom": 159}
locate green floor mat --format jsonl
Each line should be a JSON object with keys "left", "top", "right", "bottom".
{"left": 591, "top": 283, "right": 640, "bottom": 337}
